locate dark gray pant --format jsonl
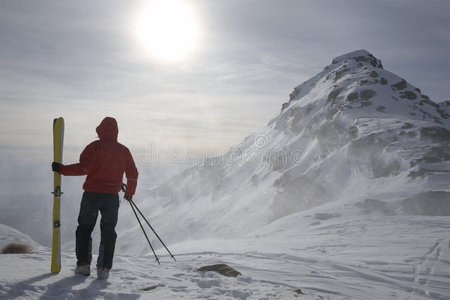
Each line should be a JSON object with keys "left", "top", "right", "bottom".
{"left": 76, "top": 191, "right": 119, "bottom": 270}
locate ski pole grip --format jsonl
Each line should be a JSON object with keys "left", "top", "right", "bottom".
{"left": 121, "top": 183, "right": 127, "bottom": 193}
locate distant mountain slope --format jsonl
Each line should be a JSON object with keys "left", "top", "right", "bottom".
{"left": 117, "top": 50, "right": 450, "bottom": 253}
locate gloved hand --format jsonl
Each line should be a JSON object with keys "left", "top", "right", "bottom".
{"left": 52, "top": 162, "right": 62, "bottom": 172}
{"left": 124, "top": 194, "right": 133, "bottom": 202}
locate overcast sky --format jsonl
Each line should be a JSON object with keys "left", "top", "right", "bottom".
{"left": 0, "top": 0, "right": 449, "bottom": 165}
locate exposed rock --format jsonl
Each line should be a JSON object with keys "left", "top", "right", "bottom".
{"left": 371, "top": 155, "right": 400, "bottom": 178}
{"left": 438, "top": 100, "right": 450, "bottom": 110}
{"left": 197, "top": 264, "right": 242, "bottom": 277}
{"left": 334, "top": 65, "right": 350, "bottom": 81}
{"left": 419, "top": 127, "right": 450, "bottom": 142}
{"left": 401, "top": 123, "right": 414, "bottom": 129}
{"left": 331, "top": 49, "right": 383, "bottom": 68}
{"left": 314, "top": 213, "right": 340, "bottom": 220}
{"left": 355, "top": 199, "right": 390, "bottom": 214}
{"left": 360, "top": 89, "right": 376, "bottom": 100}
{"left": 369, "top": 71, "right": 379, "bottom": 78}
{"left": 289, "top": 87, "right": 301, "bottom": 100}
{"left": 391, "top": 79, "right": 407, "bottom": 91}
{"left": 354, "top": 54, "right": 383, "bottom": 68}
{"left": 400, "top": 91, "right": 417, "bottom": 100}
{"left": 402, "top": 191, "right": 450, "bottom": 216}
{"left": 348, "top": 125, "right": 359, "bottom": 138}
{"left": 281, "top": 102, "right": 289, "bottom": 111}
{"left": 2, "top": 243, "right": 31, "bottom": 254}
{"left": 346, "top": 92, "right": 359, "bottom": 102}
{"left": 327, "top": 88, "right": 343, "bottom": 105}
{"left": 142, "top": 285, "right": 160, "bottom": 291}
{"left": 437, "top": 100, "right": 450, "bottom": 119}
{"left": 419, "top": 99, "right": 438, "bottom": 108}
{"left": 294, "top": 288, "right": 304, "bottom": 295}
{"left": 410, "top": 145, "right": 450, "bottom": 165}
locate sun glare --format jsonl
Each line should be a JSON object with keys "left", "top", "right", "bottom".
{"left": 134, "top": 0, "right": 201, "bottom": 62}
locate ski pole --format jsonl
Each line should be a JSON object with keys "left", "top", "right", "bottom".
{"left": 122, "top": 184, "right": 160, "bottom": 264}
{"left": 129, "top": 199, "right": 160, "bottom": 265}
{"left": 129, "top": 199, "right": 176, "bottom": 262}
{"left": 121, "top": 184, "right": 176, "bottom": 262}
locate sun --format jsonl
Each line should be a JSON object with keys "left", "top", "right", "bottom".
{"left": 134, "top": 0, "right": 201, "bottom": 62}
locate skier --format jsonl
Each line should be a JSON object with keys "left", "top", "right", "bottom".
{"left": 52, "top": 117, "right": 138, "bottom": 280}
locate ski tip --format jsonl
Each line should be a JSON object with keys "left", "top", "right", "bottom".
{"left": 53, "top": 117, "right": 63, "bottom": 125}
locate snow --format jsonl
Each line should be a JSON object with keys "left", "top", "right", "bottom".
{"left": 1, "top": 208, "right": 450, "bottom": 299}
{"left": 1, "top": 50, "right": 450, "bottom": 299}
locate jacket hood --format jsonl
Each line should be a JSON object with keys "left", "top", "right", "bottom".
{"left": 96, "top": 117, "right": 118, "bottom": 141}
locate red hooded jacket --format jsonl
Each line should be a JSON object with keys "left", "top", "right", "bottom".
{"left": 60, "top": 117, "right": 138, "bottom": 197}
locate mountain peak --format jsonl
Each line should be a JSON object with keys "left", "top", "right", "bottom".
{"left": 331, "top": 49, "right": 383, "bottom": 69}
{"left": 281, "top": 49, "right": 448, "bottom": 126}
{"left": 119, "top": 50, "right": 450, "bottom": 252}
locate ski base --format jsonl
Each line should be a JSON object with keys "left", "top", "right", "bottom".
{"left": 51, "top": 117, "right": 64, "bottom": 273}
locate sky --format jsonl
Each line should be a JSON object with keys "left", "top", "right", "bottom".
{"left": 0, "top": 0, "right": 449, "bottom": 245}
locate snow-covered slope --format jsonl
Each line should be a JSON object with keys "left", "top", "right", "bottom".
{"left": 117, "top": 50, "right": 450, "bottom": 252}
{"left": 2, "top": 215, "right": 450, "bottom": 299}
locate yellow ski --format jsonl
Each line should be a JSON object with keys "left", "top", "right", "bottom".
{"left": 51, "top": 117, "right": 64, "bottom": 273}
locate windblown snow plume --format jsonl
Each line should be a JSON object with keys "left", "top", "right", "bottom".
{"left": 117, "top": 50, "right": 450, "bottom": 253}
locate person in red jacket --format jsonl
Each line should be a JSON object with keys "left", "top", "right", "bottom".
{"left": 52, "top": 117, "right": 138, "bottom": 280}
